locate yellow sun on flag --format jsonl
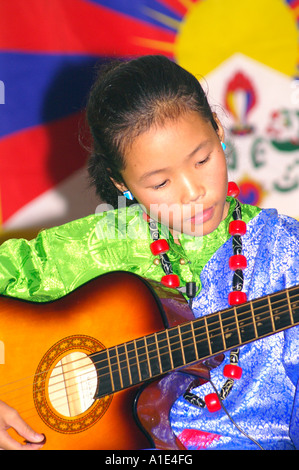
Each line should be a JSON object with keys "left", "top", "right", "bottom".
{"left": 174, "top": 0, "right": 298, "bottom": 78}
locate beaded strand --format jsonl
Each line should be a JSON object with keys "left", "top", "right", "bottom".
{"left": 145, "top": 182, "right": 248, "bottom": 412}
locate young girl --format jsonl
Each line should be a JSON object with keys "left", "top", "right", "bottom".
{"left": 0, "top": 55, "right": 298, "bottom": 450}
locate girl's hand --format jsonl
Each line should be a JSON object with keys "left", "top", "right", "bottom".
{"left": 0, "top": 400, "right": 45, "bottom": 450}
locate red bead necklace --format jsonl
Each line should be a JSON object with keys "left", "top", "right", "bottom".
{"left": 145, "top": 182, "right": 248, "bottom": 412}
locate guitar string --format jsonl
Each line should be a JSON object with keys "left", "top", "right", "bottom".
{"left": 0, "top": 290, "right": 297, "bottom": 403}
{"left": 1, "top": 312, "right": 298, "bottom": 427}
{"left": 35, "top": 288, "right": 299, "bottom": 393}
{"left": 0, "top": 287, "right": 296, "bottom": 399}
{"left": 0, "top": 292, "right": 297, "bottom": 419}
{"left": 49, "top": 299, "right": 297, "bottom": 406}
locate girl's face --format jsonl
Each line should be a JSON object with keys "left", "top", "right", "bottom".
{"left": 114, "top": 111, "right": 229, "bottom": 237}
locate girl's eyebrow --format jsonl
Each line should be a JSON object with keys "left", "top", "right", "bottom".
{"left": 138, "top": 139, "right": 211, "bottom": 182}
{"left": 187, "top": 139, "right": 211, "bottom": 159}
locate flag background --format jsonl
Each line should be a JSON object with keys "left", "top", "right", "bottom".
{"left": 1, "top": 0, "right": 299, "bottom": 234}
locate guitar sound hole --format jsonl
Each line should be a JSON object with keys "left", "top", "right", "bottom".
{"left": 48, "top": 352, "right": 98, "bottom": 417}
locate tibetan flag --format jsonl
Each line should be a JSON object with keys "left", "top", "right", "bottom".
{"left": 0, "top": 0, "right": 180, "bottom": 229}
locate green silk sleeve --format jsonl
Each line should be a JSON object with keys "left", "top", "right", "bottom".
{"left": 0, "top": 208, "right": 156, "bottom": 302}
{"left": 0, "top": 229, "right": 67, "bottom": 301}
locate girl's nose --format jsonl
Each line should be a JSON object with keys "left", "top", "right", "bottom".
{"left": 180, "top": 173, "right": 205, "bottom": 205}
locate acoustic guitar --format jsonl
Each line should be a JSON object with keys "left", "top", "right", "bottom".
{"left": 0, "top": 271, "right": 298, "bottom": 450}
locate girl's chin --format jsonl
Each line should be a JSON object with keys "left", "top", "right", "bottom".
{"left": 170, "top": 218, "right": 221, "bottom": 238}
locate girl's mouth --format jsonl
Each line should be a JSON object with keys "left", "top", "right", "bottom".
{"left": 187, "top": 206, "right": 214, "bottom": 225}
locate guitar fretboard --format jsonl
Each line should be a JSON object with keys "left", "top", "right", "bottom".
{"left": 91, "top": 285, "right": 299, "bottom": 398}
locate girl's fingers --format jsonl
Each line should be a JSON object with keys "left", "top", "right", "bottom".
{"left": 0, "top": 400, "right": 45, "bottom": 450}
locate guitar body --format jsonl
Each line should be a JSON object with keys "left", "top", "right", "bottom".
{"left": 0, "top": 271, "right": 205, "bottom": 450}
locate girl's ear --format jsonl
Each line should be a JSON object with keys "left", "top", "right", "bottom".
{"left": 212, "top": 112, "right": 225, "bottom": 143}
{"left": 109, "top": 176, "right": 128, "bottom": 194}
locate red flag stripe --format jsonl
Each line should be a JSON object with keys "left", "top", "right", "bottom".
{"left": 0, "top": 112, "right": 87, "bottom": 222}
{"left": 0, "top": 0, "right": 175, "bottom": 55}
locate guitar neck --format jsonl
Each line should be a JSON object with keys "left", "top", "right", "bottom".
{"left": 92, "top": 285, "right": 299, "bottom": 398}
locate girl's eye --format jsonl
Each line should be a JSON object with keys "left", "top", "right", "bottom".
{"left": 196, "top": 155, "right": 210, "bottom": 166}
{"left": 153, "top": 180, "right": 168, "bottom": 190}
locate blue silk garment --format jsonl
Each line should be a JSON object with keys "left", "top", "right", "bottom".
{"left": 170, "top": 208, "right": 299, "bottom": 450}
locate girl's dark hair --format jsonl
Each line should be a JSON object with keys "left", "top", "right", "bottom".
{"left": 86, "top": 55, "right": 218, "bottom": 206}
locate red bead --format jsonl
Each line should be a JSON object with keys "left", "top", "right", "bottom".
{"left": 228, "top": 291, "right": 248, "bottom": 305}
{"left": 229, "top": 254, "right": 247, "bottom": 271}
{"left": 229, "top": 220, "right": 247, "bottom": 236}
{"left": 204, "top": 393, "right": 222, "bottom": 412}
{"left": 227, "top": 182, "right": 240, "bottom": 198}
{"left": 223, "top": 364, "right": 243, "bottom": 380}
{"left": 161, "top": 274, "right": 180, "bottom": 288}
{"left": 150, "top": 239, "right": 170, "bottom": 256}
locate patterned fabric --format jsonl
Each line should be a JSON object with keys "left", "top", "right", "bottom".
{"left": 170, "top": 209, "right": 299, "bottom": 450}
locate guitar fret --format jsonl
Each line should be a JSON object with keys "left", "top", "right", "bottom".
{"left": 126, "top": 341, "right": 140, "bottom": 384}
{"left": 233, "top": 306, "right": 242, "bottom": 344}
{"left": 133, "top": 340, "right": 142, "bottom": 382}
{"left": 135, "top": 337, "right": 150, "bottom": 380}
{"left": 154, "top": 333, "right": 163, "bottom": 374}
{"left": 106, "top": 348, "right": 114, "bottom": 392}
{"left": 238, "top": 302, "right": 264, "bottom": 343}
{"left": 252, "top": 297, "right": 274, "bottom": 337}
{"left": 145, "top": 334, "right": 161, "bottom": 376}
{"left": 268, "top": 296, "right": 276, "bottom": 332}
{"left": 221, "top": 308, "right": 240, "bottom": 349}
{"left": 178, "top": 325, "right": 186, "bottom": 365}
{"left": 203, "top": 316, "right": 212, "bottom": 356}
{"left": 124, "top": 343, "right": 133, "bottom": 385}
{"left": 289, "top": 287, "right": 299, "bottom": 324}
{"left": 205, "top": 314, "right": 224, "bottom": 354}
{"left": 116, "top": 344, "right": 131, "bottom": 389}
{"left": 190, "top": 317, "right": 211, "bottom": 360}
{"left": 190, "top": 322, "right": 199, "bottom": 361}
{"left": 143, "top": 336, "right": 152, "bottom": 378}
{"left": 286, "top": 290, "right": 294, "bottom": 325}
{"left": 250, "top": 302, "right": 258, "bottom": 339}
{"left": 93, "top": 349, "right": 113, "bottom": 397}
{"left": 180, "top": 323, "right": 197, "bottom": 365}
{"left": 166, "top": 330, "right": 174, "bottom": 370}
{"left": 218, "top": 312, "right": 227, "bottom": 351}
{"left": 115, "top": 345, "right": 124, "bottom": 389}
{"left": 156, "top": 331, "right": 172, "bottom": 373}
{"left": 168, "top": 327, "right": 184, "bottom": 368}
{"left": 271, "top": 291, "right": 294, "bottom": 331}
{"left": 107, "top": 347, "right": 123, "bottom": 392}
